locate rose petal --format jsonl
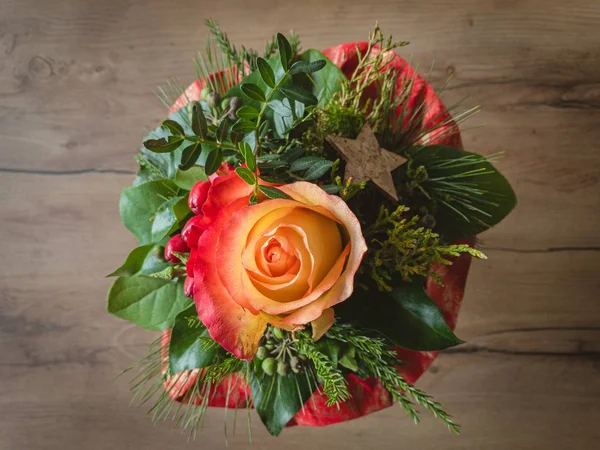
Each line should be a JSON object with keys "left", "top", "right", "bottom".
{"left": 311, "top": 308, "right": 335, "bottom": 341}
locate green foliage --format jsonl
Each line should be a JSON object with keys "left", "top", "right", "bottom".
{"left": 405, "top": 145, "right": 517, "bottom": 239}
{"left": 169, "top": 306, "right": 221, "bottom": 373}
{"left": 119, "top": 180, "right": 179, "bottom": 245}
{"left": 365, "top": 205, "right": 486, "bottom": 291}
{"left": 107, "top": 277, "right": 191, "bottom": 331}
{"left": 107, "top": 244, "right": 169, "bottom": 277}
{"left": 295, "top": 331, "right": 351, "bottom": 407}
{"left": 248, "top": 359, "right": 314, "bottom": 437}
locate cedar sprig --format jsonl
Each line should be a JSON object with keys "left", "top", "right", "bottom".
{"left": 365, "top": 205, "right": 486, "bottom": 291}
{"left": 295, "top": 331, "right": 352, "bottom": 407}
{"left": 326, "top": 323, "right": 461, "bottom": 434}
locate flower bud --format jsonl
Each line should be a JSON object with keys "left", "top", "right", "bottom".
{"left": 261, "top": 357, "right": 276, "bottom": 376}
{"left": 228, "top": 96, "right": 241, "bottom": 120}
{"left": 181, "top": 216, "right": 207, "bottom": 248}
{"left": 188, "top": 180, "right": 210, "bottom": 215}
{"left": 207, "top": 92, "right": 221, "bottom": 109}
{"left": 183, "top": 276, "right": 195, "bottom": 297}
{"left": 276, "top": 360, "right": 289, "bottom": 376}
{"left": 164, "top": 234, "right": 190, "bottom": 263}
{"left": 220, "top": 98, "right": 231, "bottom": 110}
{"left": 256, "top": 346, "right": 269, "bottom": 360}
{"left": 421, "top": 214, "right": 436, "bottom": 229}
{"left": 272, "top": 327, "right": 285, "bottom": 341}
{"left": 264, "top": 340, "right": 275, "bottom": 351}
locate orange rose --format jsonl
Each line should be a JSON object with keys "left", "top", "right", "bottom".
{"left": 183, "top": 170, "right": 367, "bottom": 360}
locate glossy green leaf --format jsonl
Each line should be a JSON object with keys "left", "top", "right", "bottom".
{"left": 238, "top": 142, "right": 256, "bottom": 171}
{"left": 236, "top": 105, "right": 260, "bottom": 121}
{"left": 276, "top": 33, "right": 292, "bottom": 72}
{"left": 169, "top": 305, "right": 220, "bottom": 372}
{"left": 231, "top": 120, "right": 257, "bottom": 133}
{"left": 289, "top": 156, "right": 324, "bottom": 172}
{"left": 204, "top": 148, "right": 223, "bottom": 175}
{"left": 321, "top": 184, "right": 343, "bottom": 194}
{"left": 107, "top": 244, "right": 169, "bottom": 277}
{"left": 241, "top": 83, "right": 267, "bottom": 102}
{"left": 289, "top": 59, "right": 326, "bottom": 75}
{"left": 178, "top": 142, "right": 202, "bottom": 171}
{"left": 386, "top": 282, "right": 463, "bottom": 350}
{"left": 119, "top": 180, "right": 178, "bottom": 245}
{"left": 258, "top": 185, "right": 292, "bottom": 199}
{"left": 295, "top": 49, "right": 345, "bottom": 107}
{"left": 235, "top": 167, "right": 256, "bottom": 185}
{"left": 216, "top": 119, "right": 229, "bottom": 143}
{"left": 280, "top": 85, "right": 318, "bottom": 105}
{"left": 107, "top": 277, "right": 191, "bottom": 331}
{"left": 249, "top": 360, "right": 313, "bottom": 436}
{"left": 191, "top": 103, "right": 208, "bottom": 138}
{"left": 143, "top": 136, "right": 184, "bottom": 154}
{"left": 408, "top": 145, "right": 517, "bottom": 239}
{"left": 303, "top": 159, "right": 333, "bottom": 180}
{"left": 257, "top": 57, "right": 276, "bottom": 88}
{"left": 174, "top": 166, "right": 207, "bottom": 190}
{"left": 162, "top": 119, "right": 185, "bottom": 136}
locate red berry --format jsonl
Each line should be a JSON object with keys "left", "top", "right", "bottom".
{"left": 181, "top": 215, "right": 207, "bottom": 248}
{"left": 164, "top": 234, "right": 189, "bottom": 263}
{"left": 188, "top": 180, "right": 210, "bottom": 215}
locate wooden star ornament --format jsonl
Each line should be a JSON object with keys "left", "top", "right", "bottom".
{"left": 326, "top": 124, "right": 406, "bottom": 201}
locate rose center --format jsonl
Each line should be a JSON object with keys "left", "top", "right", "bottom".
{"left": 261, "top": 238, "right": 297, "bottom": 277}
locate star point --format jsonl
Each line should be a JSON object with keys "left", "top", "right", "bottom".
{"left": 325, "top": 124, "right": 406, "bottom": 201}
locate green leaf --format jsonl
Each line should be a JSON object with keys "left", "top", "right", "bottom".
{"left": 215, "top": 120, "right": 228, "bottom": 144}
{"left": 178, "top": 142, "right": 202, "bottom": 171}
{"left": 174, "top": 166, "right": 207, "bottom": 190}
{"left": 235, "top": 167, "right": 256, "bottom": 185}
{"left": 268, "top": 98, "right": 293, "bottom": 117}
{"left": 315, "top": 339, "right": 341, "bottom": 367}
{"left": 249, "top": 361, "right": 313, "bottom": 436}
{"left": 257, "top": 57, "right": 276, "bottom": 88}
{"left": 238, "top": 142, "right": 256, "bottom": 171}
{"left": 321, "top": 184, "right": 343, "bottom": 194}
{"left": 119, "top": 180, "right": 178, "bottom": 245}
{"left": 289, "top": 59, "right": 326, "bottom": 75}
{"left": 107, "top": 277, "right": 191, "bottom": 331}
{"left": 385, "top": 282, "right": 463, "bottom": 350}
{"left": 276, "top": 33, "right": 292, "bottom": 72}
{"left": 151, "top": 196, "right": 181, "bottom": 242}
{"left": 191, "top": 103, "right": 208, "bottom": 138}
{"left": 162, "top": 119, "right": 185, "bottom": 137}
{"left": 172, "top": 195, "right": 192, "bottom": 225}
{"left": 338, "top": 281, "right": 463, "bottom": 351}
{"left": 143, "top": 136, "right": 184, "bottom": 154}
{"left": 107, "top": 244, "right": 169, "bottom": 277}
{"left": 338, "top": 346, "right": 359, "bottom": 372}
{"left": 289, "top": 156, "right": 324, "bottom": 172}
{"left": 408, "top": 145, "right": 517, "bottom": 239}
{"left": 168, "top": 305, "right": 220, "bottom": 372}
{"left": 231, "top": 120, "right": 257, "bottom": 133}
{"left": 204, "top": 148, "right": 223, "bottom": 175}
{"left": 303, "top": 159, "right": 333, "bottom": 180}
{"left": 236, "top": 105, "right": 260, "bottom": 121}
{"left": 241, "top": 83, "right": 267, "bottom": 102}
{"left": 280, "top": 85, "right": 318, "bottom": 105}
{"left": 295, "top": 49, "right": 345, "bottom": 107}
{"left": 258, "top": 185, "right": 292, "bottom": 199}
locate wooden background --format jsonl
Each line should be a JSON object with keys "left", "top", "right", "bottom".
{"left": 1, "top": 0, "right": 599, "bottom": 448}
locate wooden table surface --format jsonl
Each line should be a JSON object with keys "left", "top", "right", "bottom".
{"left": 1, "top": 0, "right": 599, "bottom": 448}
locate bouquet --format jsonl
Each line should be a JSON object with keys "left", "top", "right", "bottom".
{"left": 107, "top": 21, "right": 516, "bottom": 438}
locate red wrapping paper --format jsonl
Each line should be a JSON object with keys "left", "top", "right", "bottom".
{"left": 164, "top": 42, "right": 472, "bottom": 428}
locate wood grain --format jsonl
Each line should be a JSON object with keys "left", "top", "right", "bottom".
{"left": 1, "top": 0, "right": 599, "bottom": 448}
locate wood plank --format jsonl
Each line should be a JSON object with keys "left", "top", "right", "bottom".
{"left": 1, "top": 0, "right": 599, "bottom": 173}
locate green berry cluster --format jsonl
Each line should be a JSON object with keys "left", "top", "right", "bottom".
{"left": 255, "top": 327, "right": 306, "bottom": 376}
